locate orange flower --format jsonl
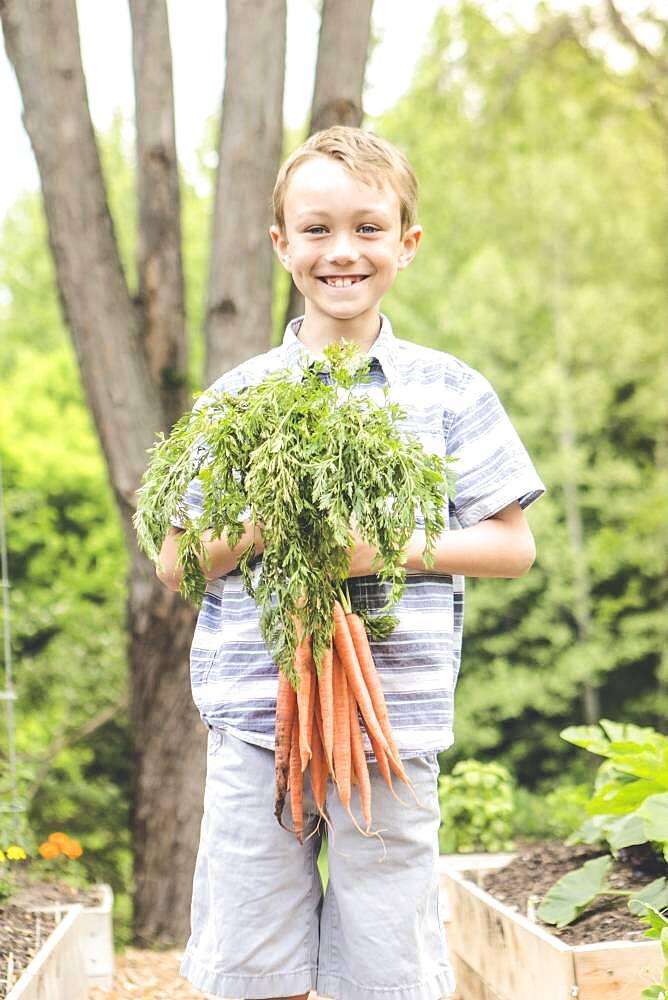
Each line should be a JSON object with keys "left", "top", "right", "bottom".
{"left": 61, "top": 839, "right": 83, "bottom": 859}
{"left": 39, "top": 841, "right": 60, "bottom": 859}
{"left": 47, "top": 832, "right": 71, "bottom": 848}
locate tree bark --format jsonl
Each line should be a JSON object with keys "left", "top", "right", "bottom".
{"left": 309, "top": 0, "right": 373, "bottom": 135}
{"left": 129, "top": 552, "right": 200, "bottom": 946}
{"left": 1, "top": 0, "right": 203, "bottom": 946}
{"left": 284, "top": 0, "right": 374, "bottom": 325}
{"left": 205, "top": 0, "right": 287, "bottom": 384}
{"left": 130, "top": 0, "right": 189, "bottom": 431}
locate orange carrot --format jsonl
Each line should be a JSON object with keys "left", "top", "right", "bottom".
{"left": 348, "top": 686, "right": 372, "bottom": 832}
{"left": 294, "top": 622, "right": 314, "bottom": 772}
{"left": 317, "top": 642, "right": 335, "bottom": 774}
{"left": 274, "top": 669, "right": 297, "bottom": 827}
{"left": 332, "top": 602, "right": 390, "bottom": 756}
{"left": 369, "top": 731, "right": 409, "bottom": 806}
{"left": 331, "top": 649, "right": 351, "bottom": 806}
{"left": 345, "top": 610, "right": 414, "bottom": 792}
{"left": 309, "top": 709, "right": 328, "bottom": 817}
{"left": 289, "top": 714, "right": 304, "bottom": 843}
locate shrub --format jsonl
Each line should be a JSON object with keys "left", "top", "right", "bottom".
{"left": 438, "top": 759, "right": 514, "bottom": 854}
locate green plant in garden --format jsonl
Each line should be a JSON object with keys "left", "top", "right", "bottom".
{"left": 0, "top": 844, "right": 27, "bottom": 900}
{"left": 438, "top": 759, "right": 514, "bottom": 854}
{"left": 537, "top": 720, "right": 668, "bottom": 931}
{"left": 560, "top": 720, "right": 668, "bottom": 860}
{"left": 134, "top": 341, "right": 454, "bottom": 684}
{"left": 538, "top": 854, "right": 668, "bottom": 928}
{"left": 636, "top": 903, "right": 668, "bottom": 1000}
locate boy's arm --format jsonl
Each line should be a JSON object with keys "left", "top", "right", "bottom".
{"left": 347, "top": 500, "right": 535, "bottom": 579}
{"left": 156, "top": 522, "right": 265, "bottom": 592}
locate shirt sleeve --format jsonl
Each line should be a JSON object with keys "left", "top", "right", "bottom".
{"left": 446, "top": 368, "right": 545, "bottom": 529}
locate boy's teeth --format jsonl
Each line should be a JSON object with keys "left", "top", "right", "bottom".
{"left": 325, "top": 276, "right": 363, "bottom": 287}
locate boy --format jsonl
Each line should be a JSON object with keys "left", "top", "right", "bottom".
{"left": 158, "top": 126, "right": 544, "bottom": 1000}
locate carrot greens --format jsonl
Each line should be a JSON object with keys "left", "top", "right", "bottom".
{"left": 134, "top": 341, "right": 455, "bottom": 686}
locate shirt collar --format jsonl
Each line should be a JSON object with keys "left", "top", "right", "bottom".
{"left": 281, "top": 314, "right": 399, "bottom": 387}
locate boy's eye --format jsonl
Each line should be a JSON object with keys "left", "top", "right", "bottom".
{"left": 305, "top": 225, "right": 328, "bottom": 235}
{"left": 358, "top": 224, "right": 381, "bottom": 234}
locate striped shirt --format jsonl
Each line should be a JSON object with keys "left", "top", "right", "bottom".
{"left": 175, "top": 316, "right": 545, "bottom": 757}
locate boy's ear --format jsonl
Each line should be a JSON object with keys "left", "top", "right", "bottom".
{"left": 397, "top": 225, "right": 423, "bottom": 270}
{"left": 270, "top": 225, "right": 292, "bottom": 272}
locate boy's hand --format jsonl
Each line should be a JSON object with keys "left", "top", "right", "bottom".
{"left": 346, "top": 523, "right": 383, "bottom": 578}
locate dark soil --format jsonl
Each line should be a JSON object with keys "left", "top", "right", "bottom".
{"left": 480, "top": 839, "right": 668, "bottom": 946}
{"left": 0, "top": 872, "right": 104, "bottom": 998}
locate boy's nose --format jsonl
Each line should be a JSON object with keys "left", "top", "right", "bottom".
{"left": 324, "top": 235, "right": 360, "bottom": 264}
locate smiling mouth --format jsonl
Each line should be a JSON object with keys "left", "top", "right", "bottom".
{"left": 317, "top": 275, "right": 369, "bottom": 288}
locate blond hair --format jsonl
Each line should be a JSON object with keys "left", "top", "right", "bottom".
{"left": 272, "top": 126, "right": 418, "bottom": 234}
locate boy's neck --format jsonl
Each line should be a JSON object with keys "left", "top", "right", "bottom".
{"left": 296, "top": 309, "right": 383, "bottom": 357}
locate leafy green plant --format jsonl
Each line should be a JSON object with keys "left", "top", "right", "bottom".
{"left": 560, "top": 720, "right": 668, "bottom": 861}
{"left": 538, "top": 854, "right": 668, "bottom": 928}
{"left": 134, "top": 341, "right": 454, "bottom": 683}
{"left": 537, "top": 720, "right": 668, "bottom": 933}
{"left": 636, "top": 903, "right": 668, "bottom": 1000}
{"left": 438, "top": 759, "right": 514, "bottom": 854}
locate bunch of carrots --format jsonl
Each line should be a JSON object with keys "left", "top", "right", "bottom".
{"left": 275, "top": 599, "right": 413, "bottom": 842}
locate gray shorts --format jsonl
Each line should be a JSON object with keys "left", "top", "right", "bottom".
{"left": 180, "top": 728, "right": 455, "bottom": 1000}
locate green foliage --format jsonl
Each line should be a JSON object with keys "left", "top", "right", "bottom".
{"left": 561, "top": 720, "right": 668, "bottom": 861}
{"left": 378, "top": 2, "right": 668, "bottom": 778}
{"left": 637, "top": 904, "right": 668, "bottom": 1000}
{"left": 538, "top": 855, "right": 668, "bottom": 929}
{"left": 538, "top": 855, "right": 612, "bottom": 927}
{"left": 135, "top": 342, "right": 453, "bottom": 681}
{"left": 539, "top": 719, "right": 668, "bottom": 949}
{"left": 438, "top": 759, "right": 514, "bottom": 854}
{"left": 512, "top": 781, "right": 591, "bottom": 841}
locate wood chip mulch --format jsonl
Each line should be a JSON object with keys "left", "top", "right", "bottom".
{"left": 0, "top": 905, "right": 56, "bottom": 998}
{"left": 87, "top": 951, "right": 459, "bottom": 1000}
{"left": 88, "top": 948, "right": 215, "bottom": 999}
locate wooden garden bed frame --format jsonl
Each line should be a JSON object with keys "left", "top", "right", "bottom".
{"left": 439, "top": 855, "right": 664, "bottom": 1000}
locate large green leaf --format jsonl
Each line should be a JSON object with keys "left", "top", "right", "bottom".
{"left": 560, "top": 725, "right": 612, "bottom": 757}
{"left": 637, "top": 793, "right": 668, "bottom": 845}
{"left": 566, "top": 814, "right": 609, "bottom": 847}
{"left": 604, "top": 812, "right": 648, "bottom": 852}
{"left": 636, "top": 902, "right": 668, "bottom": 938}
{"left": 600, "top": 721, "right": 663, "bottom": 745}
{"left": 588, "top": 779, "right": 665, "bottom": 816}
{"left": 537, "top": 856, "right": 612, "bottom": 928}
{"left": 628, "top": 879, "right": 668, "bottom": 917}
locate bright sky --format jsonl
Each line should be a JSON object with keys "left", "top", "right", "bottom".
{"left": 0, "top": 0, "right": 448, "bottom": 221}
{"left": 0, "top": 0, "right": 663, "bottom": 222}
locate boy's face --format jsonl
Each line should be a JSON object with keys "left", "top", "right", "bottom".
{"left": 271, "top": 156, "right": 421, "bottom": 328}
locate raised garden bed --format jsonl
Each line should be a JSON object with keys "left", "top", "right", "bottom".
{"left": 0, "top": 880, "right": 113, "bottom": 999}
{"left": 439, "top": 841, "right": 665, "bottom": 1000}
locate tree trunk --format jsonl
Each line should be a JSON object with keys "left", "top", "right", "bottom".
{"left": 130, "top": 0, "right": 189, "bottom": 431}
{"left": 1, "top": 0, "right": 203, "bottom": 945}
{"left": 284, "top": 0, "right": 374, "bottom": 326}
{"left": 129, "top": 552, "right": 201, "bottom": 947}
{"left": 128, "top": 0, "right": 203, "bottom": 945}
{"left": 205, "top": 0, "right": 287, "bottom": 384}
